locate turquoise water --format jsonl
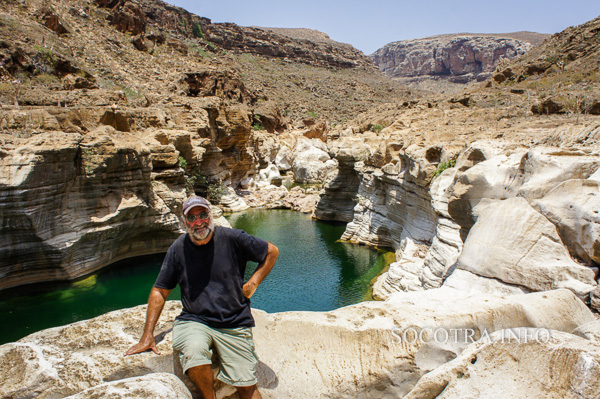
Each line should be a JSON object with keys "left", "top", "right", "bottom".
{"left": 0, "top": 209, "right": 390, "bottom": 344}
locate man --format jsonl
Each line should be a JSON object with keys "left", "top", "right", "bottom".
{"left": 125, "top": 195, "right": 279, "bottom": 399}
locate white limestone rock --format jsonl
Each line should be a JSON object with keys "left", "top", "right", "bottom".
{"left": 0, "top": 302, "right": 182, "bottom": 399}
{"left": 448, "top": 148, "right": 600, "bottom": 236}
{"left": 291, "top": 138, "right": 338, "bottom": 183}
{"left": 217, "top": 187, "right": 250, "bottom": 212}
{"left": 404, "top": 329, "right": 600, "bottom": 399}
{"left": 533, "top": 179, "right": 600, "bottom": 264}
{"left": 0, "top": 289, "right": 595, "bottom": 399}
{"left": 64, "top": 373, "right": 192, "bottom": 399}
{"left": 257, "top": 164, "right": 282, "bottom": 187}
{"left": 443, "top": 269, "right": 530, "bottom": 295}
{"left": 572, "top": 320, "right": 600, "bottom": 344}
{"left": 456, "top": 197, "right": 597, "bottom": 297}
{"left": 420, "top": 168, "right": 464, "bottom": 289}
{"left": 373, "top": 237, "right": 428, "bottom": 299}
{"left": 274, "top": 145, "right": 293, "bottom": 171}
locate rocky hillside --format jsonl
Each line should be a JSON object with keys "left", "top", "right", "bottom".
{"left": 0, "top": 0, "right": 408, "bottom": 125}
{"left": 371, "top": 33, "right": 546, "bottom": 92}
{"left": 487, "top": 14, "right": 600, "bottom": 116}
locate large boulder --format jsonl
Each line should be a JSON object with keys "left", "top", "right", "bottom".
{"left": 448, "top": 149, "right": 600, "bottom": 240}
{"left": 404, "top": 329, "right": 600, "bottom": 399}
{"left": 455, "top": 197, "right": 597, "bottom": 297}
{"left": 291, "top": 138, "right": 338, "bottom": 183}
{"left": 533, "top": 179, "right": 600, "bottom": 265}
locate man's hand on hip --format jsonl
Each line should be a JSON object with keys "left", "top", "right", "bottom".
{"left": 243, "top": 281, "right": 258, "bottom": 299}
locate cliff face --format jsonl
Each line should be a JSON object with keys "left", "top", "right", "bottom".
{"left": 371, "top": 35, "right": 534, "bottom": 84}
{"left": 0, "top": 92, "right": 259, "bottom": 290}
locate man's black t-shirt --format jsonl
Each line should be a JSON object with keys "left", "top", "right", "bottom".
{"left": 154, "top": 226, "right": 269, "bottom": 328}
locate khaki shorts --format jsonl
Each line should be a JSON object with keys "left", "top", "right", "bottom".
{"left": 173, "top": 319, "right": 258, "bottom": 387}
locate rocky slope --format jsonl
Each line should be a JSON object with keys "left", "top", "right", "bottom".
{"left": 371, "top": 33, "right": 545, "bottom": 93}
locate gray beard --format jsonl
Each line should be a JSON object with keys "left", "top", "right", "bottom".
{"left": 186, "top": 219, "right": 214, "bottom": 242}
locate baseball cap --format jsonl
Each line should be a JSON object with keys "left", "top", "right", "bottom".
{"left": 182, "top": 195, "right": 211, "bottom": 215}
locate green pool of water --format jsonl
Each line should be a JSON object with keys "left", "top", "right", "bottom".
{"left": 0, "top": 209, "right": 392, "bottom": 344}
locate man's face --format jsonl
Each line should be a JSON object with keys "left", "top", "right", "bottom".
{"left": 184, "top": 207, "right": 213, "bottom": 243}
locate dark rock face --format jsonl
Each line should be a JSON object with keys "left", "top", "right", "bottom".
{"left": 183, "top": 68, "right": 255, "bottom": 104}
{"left": 96, "top": 1, "right": 147, "bottom": 35}
{"left": 372, "top": 35, "right": 532, "bottom": 82}
{"left": 37, "top": 7, "right": 71, "bottom": 35}
{"left": 206, "top": 23, "right": 372, "bottom": 69}
{"left": 531, "top": 98, "right": 566, "bottom": 114}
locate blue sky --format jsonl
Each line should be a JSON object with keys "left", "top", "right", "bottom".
{"left": 169, "top": 0, "right": 600, "bottom": 54}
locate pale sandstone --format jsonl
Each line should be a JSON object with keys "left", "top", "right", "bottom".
{"left": 63, "top": 373, "right": 192, "bottom": 399}
{"left": 0, "top": 290, "right": 594, "bottom": 399}
{"left": 443, "top": 269, "right": 530, "bottom": 295}
{"left": 456, "top": 197, "right": 597, "bottom": 297}
{"left": 533, "top": 179, "right": 600, "bottom": 264}
{"left": 572, "top": 320, "right": 600, "bottom": 344}
{"left": 404, "top": 329, "right": 600, "bottom": 399}
{"left": 291, "top": 138, "right": 338, "bottom": 183}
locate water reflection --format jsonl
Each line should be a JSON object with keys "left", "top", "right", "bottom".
{"left": 0, "top": 210, "right": 392, "bottom": 345}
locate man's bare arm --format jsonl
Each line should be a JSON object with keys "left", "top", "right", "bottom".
{"left": 124, "top": 286, "right": 171, "bottom": 356}
{"left": 243, "top": 242, "right": 279, "bottom": 299}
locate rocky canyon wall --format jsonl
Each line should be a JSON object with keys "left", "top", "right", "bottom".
{"left": 312, "top": 112, "right": 600, "bottom": 306}
{"left": 371, "top": 35, "right": 533, "bottom": 84}
{"left": 0, "top": 94, "right": 262, "bottom": 290}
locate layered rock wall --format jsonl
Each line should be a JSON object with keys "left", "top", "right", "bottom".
{"left": 372, "top": 35, "right": 532, "bottom": 83}
{"left": 317, "top": 121, "right": 600, "bottom": 302}
{"left": 0, "top": 96, "right": 261, "bottom": 290}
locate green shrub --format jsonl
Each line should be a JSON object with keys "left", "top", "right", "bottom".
{"left": 192, "top": 23, "right": 204, "bottom": 39}
{"left": 306, "top": 110, "right": 318, "bottom": 118}
{"left": 178, "top": 156, "right": 187, "bottom": 170}
{"left": 432, "top": 159, "right": 456, "bottom": 180}
{"left": 372, "top": 124, "right": 384, "bottom": 133}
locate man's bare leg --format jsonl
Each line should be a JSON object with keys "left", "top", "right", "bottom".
{"left": 187, "top": 365, "right": 216, "bottom": 399}
{"left": 236, "top": 384, "right": 261, "bottom": 399}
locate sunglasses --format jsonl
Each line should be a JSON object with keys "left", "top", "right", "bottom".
{"left": 185, "top": 212, "right": 210, "bottom": 223}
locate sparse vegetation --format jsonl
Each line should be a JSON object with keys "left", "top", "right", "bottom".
{"left": 179, "top": 156, "right": 188, "bottom": 170}
{"left": 371, "top": 124, "right": 384, "bottom": 133}
{"left": 192, "top": 23, "right": 204, "bottom": 39}
{"left": 252, "top": 115, "right": 265, "bottom": 130}
{"left": 185, "top": 170, "right": 227, "bottom": 202}
{"left": 432, "top": 159, "right": 456, "bottom": 180}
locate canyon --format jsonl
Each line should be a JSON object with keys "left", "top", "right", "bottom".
{"left": 1, "top": 0, "right": 600, "bottom": 398}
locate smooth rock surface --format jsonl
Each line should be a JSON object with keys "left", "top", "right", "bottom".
{"left": 63, "top": 373, "right": 192, "bottom": 399}
{"left": 404, "top": 329, "right": 600, "bottom": 399}
{"left": 1, "top": 289, "right": 595, "bottom": 399}
{"left": 534, "top": 179, "right": 600, "bottom": 264}
{"left": 456, "top": 197, "right": 597, "bottom": 297}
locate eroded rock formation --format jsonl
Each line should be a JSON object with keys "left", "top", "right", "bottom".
{"left": 0, "top": 95, "right": 261, "bottom": 290}
{"left": 372, "top": 35, "right": 533, "bottom": 83}
{"left": 1, "top": 289, "right": 596, "bottom": 399}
